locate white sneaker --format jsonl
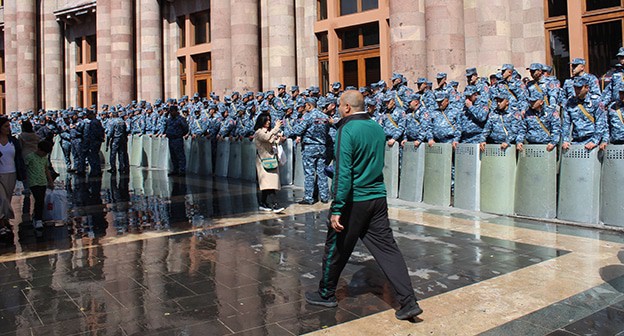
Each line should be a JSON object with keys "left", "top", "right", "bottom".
{"left": 34, "top": 220, "right": 44, "bottom": 229}
{"left": 259, "top": 204, "right": 272, "bottom": 212}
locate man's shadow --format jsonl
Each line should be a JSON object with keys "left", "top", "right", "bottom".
{"left": 599, "top": 249, "right": 624, "bottom": 293}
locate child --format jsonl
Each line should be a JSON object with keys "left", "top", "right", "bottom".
{"left": 24, "top": 141, "right": 54, "bottom": 229}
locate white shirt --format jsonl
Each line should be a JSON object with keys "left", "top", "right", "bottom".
{"left": 0, "top": 141, "right": 16, "bottom": 174}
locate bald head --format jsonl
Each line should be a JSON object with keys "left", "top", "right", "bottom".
{"left": 338, "top": 90, "right": 364, "bottom": 117}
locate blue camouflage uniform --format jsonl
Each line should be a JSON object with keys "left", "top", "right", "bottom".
{"left": 460, "top": 86, "right": 489, "bottom": 143}
{"left": 563, "top": 76, "right": 607, "bottom": 145}
{"left": 481, "top": 90, "right": 522, "bottom": 145}
{"left": 70, "top": 114, "right": 86, "bottom": 173}
{"left": 58, "top": 115, "right": 73, "bottom": 168}
{"left": 526, "top": 63, "right": 559, "bottom": 107}
{"left": 562, "top": 69, "right": 601, "bottom": 103}
{"left": 189, "top": 112, "right": 208, "bottom": 137}
{"left": 379, "top": 93, "right": 406, "bottom": 142}
{"left": 517, "top": 88, "right": 562, "bottom": 146}
{"left": 428, "top": 92, "right": 462, "bottom": 144}
{"left": 292, "top": 98, "right": 330, "bottom": 203}
{"left": 601, "top": 72, "right": 624, "bottom": 107}
{"left": 604, "top": 96, "right": 624, "bottom": 144}
{"left": 165, "top": 108, "right": 190, "bottom": 174}
{"left": 404, "top": 94, "right": 430, "bottom": 144}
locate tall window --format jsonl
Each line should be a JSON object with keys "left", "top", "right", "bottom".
{"left": 338, "top": 23, "right": 381, "bottom": 88}
{"left": 544, "top": 0, "right": 624, "bottom": 81}
{"left": 340, "top": 0, "right": 378, "bottom": 16}
{"left": 75, "top": 35, "right": 97, "bottom": 107}
{"left": 316, "top": 1, "right": 388, "bottom": 93}
{"left": 190, "top": 11, "right": 210, "bottom": 45}
{"left": 177, "top": 11, "right": 212, "bottom": 97}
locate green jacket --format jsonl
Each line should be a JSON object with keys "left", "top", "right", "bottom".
{"left": 331, "top": 112, "right": 387, "bottom": 215}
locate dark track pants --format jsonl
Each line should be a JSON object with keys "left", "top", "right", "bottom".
{"left": 318, "top": 197, "right": 416, "bottom": 307}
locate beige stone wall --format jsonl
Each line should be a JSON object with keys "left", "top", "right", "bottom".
{"left": 110, "top": 0, "right": 135, "bottom": 105}
{"left": 42, "top": 0, "right": 63, "bottom": 110}
{"left": 4, "top": 0, "right": 18, "bottom": 112}
{"left": 266, "top": 0, "right": 296, "bottom": 89}
{"left": 137, "top": 0, "right": 163, "bottom": 102}
{"left": 295, "top": 0, "right": 318, "bottom": 89}
{"left": 390, "top": 0, "right": 426, "bottom": 88}
{"left": 97, "top": 0, "right": 113, "bottom": 107}
{"left": 230, "top": 0, "right": 260, "bottom": 92}
{"left": 425, "top": 0, "right": 465, "bottom": 81}
{"left": 211, "top": 0, "right": 232, "bottom": 96}
{"left": 16, "top": 0, "right": 37, "bottom": 111}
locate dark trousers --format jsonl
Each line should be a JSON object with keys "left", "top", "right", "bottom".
{"left": 110, "top": 139, "right": 129, "bottom": 172}
{"left": 30, "top": 186, "right": 47, "bottom": 221}
{"left": 168, "top": 138, "right": 186, "bottom": 173}
{"left": 318, "top": 197, "right": 415, "bottom": 307}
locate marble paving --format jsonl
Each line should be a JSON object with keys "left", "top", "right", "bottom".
{"left": 0, "top": 166, "right": 621, "bottom": 336}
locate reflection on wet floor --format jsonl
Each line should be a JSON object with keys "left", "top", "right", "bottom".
{"left": 0, "top": 166, "right": 622, "bottom": 335}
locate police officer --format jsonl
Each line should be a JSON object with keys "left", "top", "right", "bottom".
{"left": 600, "top": 47, "right": 624, "bottom": 99}
{"left": 526, "top": 63, "right": 559, "bottom": 108}
{"left": 465, "top": 67, "right": 490, "bottom": 100}
{"left": 480, "top": 89, "right": 522, "bottom": 151}
{"left": 602, "top": 86, "right": 624, "bottom": 147}
{"left": 428, "top": 92, "right": 462, "bottom": 149}
{"left": 562, "top": 58, "right": 601, "bottom": 102}
{"left": 189, "top": 108, "right": 207, "bottom": 138}
{"left": 58, "top": 112, "right": 73, "bottom": 171}
{"left": 379, "top": 93, "right": 405, "bottom": 148}
{"left": 401, "top": 94, "right": 430, "bottom": 148}
{"left": 497, "top": 64, "right": 527, "bottom": 111}
{"left": 82, "top": 109, "right": 106, "bottom": 177}
{"left": 70, "top": 111, "right": 86, "bottom": 175}
{"left": 293, "top": 97, "right": 330, "bottom": 204}
{"left": 415, "top": 77, "right": 436, "bottom": 112}
{"left": 562, "top": 76, "right": 607, "bottom": 151}
{"left": 107, "top": 110, "right": 130, "bottom": 174}
{"left": 517, "top": 86, "right": 561, "bottom": 152}
{"left": 460, "top": 86, "right": 489, "bottom": 143}
{"left": 164, "top": 105, "right": 189, "bottom": 176}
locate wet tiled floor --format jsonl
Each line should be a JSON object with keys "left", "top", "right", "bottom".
{"left": 0, "top": 166, "right": 622, "bottom": 335}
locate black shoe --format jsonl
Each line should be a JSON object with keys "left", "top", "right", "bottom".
{"left": 395, "top": 301, "right": 423, "bottom": 320}
{"left": 107, "top": 169, "right": 117, "bottom": 174}
{"left": 271, "top": 203, "right": 285, "bottom": 213}
{"left": 321, "top": 199, "right": 330, "bottom": 204}
{"left": 305, "top": 291, "right": 337, "bottom": 308}
{"left": 298, "top": 199, "right": 315, "bottom": 205}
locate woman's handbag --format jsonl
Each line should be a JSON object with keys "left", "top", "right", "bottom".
{"left": 261, "top": 157, "right": 279, "bottom": 170}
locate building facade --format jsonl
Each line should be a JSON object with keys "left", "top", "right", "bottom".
{"left": 0, "top": 0, "right": 621, "bottom": 114}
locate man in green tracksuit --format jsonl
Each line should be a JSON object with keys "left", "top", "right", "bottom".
{"left": 305, "top": 90, "right": 423, "bottom": 321}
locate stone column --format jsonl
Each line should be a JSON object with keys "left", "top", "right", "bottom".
{"left": 230, "top": 0, "right": 259, "bottom": 92}
{"left": 41, "top": 0, "right": 63, "bottom": 110}
{"left": 16, "top": 0, "right": 37, "bottom": 112}
{"left": 425, "top": 0, "right": 466, "bottom": 83}
{"left": 390, "top": 0, "right": 426, "bottom": 85}
{"left": 110, "top": 0, "right": 135, "bottom": 105}
{"left": 211, "top": 0, "right": 232, "bottom": 96}
{"left": 4, "top": 0, "right": 18, "bottom": 112}
{"left": 138, "top": 0, "right": 163, "bottom": 102}
{"left": 476, "top": 0, "right": 512, "bottom": 76}
{"left": 295, "top": 0, "right": 318, "bottom": 88}
{"left": 267, "top": 0, "right": 296, "bottom": 88}
{"left": 97, "top": 0, "right": 113, "bottom": 105}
